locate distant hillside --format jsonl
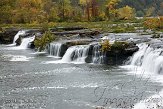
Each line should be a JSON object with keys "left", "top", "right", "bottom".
{"left": 64, "top": 0, "right": 163, "bottom": 16}
{"left": 119, "top": 0, "right": 163, "bottom": 16}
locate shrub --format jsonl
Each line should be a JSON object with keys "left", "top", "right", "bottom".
{"left": 144, "top": 17, "right": 163, "bottom": 30}
{"left": 41, "top": 22, "right": 49, "bottom": 32}
{"left": 111, "top": 41, "right": 129, "bottom": 51}
{"left": 34, "top": 31, "right": 56, "bottom": 51}
{"left": 101, "top": 40, "right": 111, "bottom": 52}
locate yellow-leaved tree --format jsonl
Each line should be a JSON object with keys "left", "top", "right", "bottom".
{"left": 13, "top": 0, "right": 47, "bottom": 23}
{"left": 105, "top": 0, "right": 121, "bottom": 20}
{"left": 118, "top": 5, "right": 135, "bottom": 20}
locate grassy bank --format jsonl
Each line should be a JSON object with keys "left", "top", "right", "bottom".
{"left": 0, "top": 19, "right": 144, "bottom": 33}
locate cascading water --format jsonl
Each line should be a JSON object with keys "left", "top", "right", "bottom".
{"left": 47, "top": 43, "right": 62, "bottom": 57}
{"left": 92, "top": 44, "right": 104, "bottom": 64}
{"left": 13, "top": 30, "right": 26, "bottom": 44}
{"left": 61, "top": 45, "right": 90, "bottom": 63}
{"left": 18, "top": 36, "right": 35, "bottom": 49}
{"left": 130, "top": 43, "right": 163, "bottom": 74}
{"left": 130, "top": 43, "right": 149, "bottom": 66}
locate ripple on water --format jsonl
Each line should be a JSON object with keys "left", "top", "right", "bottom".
{"left": 1, "top": 54, "right": 33, "bottom": 62}
{"left": 10, "top": 83, "right": 99, "bottom": 93}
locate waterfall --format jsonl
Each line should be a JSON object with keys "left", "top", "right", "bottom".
{"left": 61, "top": 45, "right": 90, "bottom": 63}
{"left": 92, "top": 44, "right": 104, "bottom": 64}
{"left": 13, "top": 30, "right": 26, "bottom": 44}
{"left": 18, "top": 36, "right": 35, "bottom": 49}
{"left": 130, "top": 43, "right": 149, "bottom": 66}
{"left": 130, "top": 43, "right": 163, "bottom": 74}
{"left": 47, "top": 43, "right": 62, "bottom": 57}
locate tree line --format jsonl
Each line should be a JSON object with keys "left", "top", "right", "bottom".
{"left": 0, "top": 0, "right": 162, "bottom": 24}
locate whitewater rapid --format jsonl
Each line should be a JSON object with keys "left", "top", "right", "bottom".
{"left": 120, "top": 43, "right": 163, "bottom": 109}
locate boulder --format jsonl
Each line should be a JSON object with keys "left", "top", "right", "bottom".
{"left": 78, "top": 30, "right": 100, "bottom": 38}
{"left": 0, "top": 28, "right": 20, "bottom": 44}
{"left": 15, "top": 35, "right": 22, "bottom": 46}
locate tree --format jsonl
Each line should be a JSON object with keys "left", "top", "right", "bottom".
{"left": 0, "top": 0, "right": 16, "bottom": 23}
{"left": 71, "top": 6, "right": 83, "bottom": 21}
{"left": 145, "top": 7, "right": 155, "bottom": 17}
{"left": 79, "top": 0, "right": 99, "bottom": 21}
{"left": 13, "top": 0, "right": 47, "bottom": 23}
{"left": 79, "top": 0, "right": 91, "bottom": 21}
{"left": 34, "top": 31, "right": 56, "bottom": 51}
{"left": 58, "top": 0, "right": 72, "bottom": 21}
{"left": 136, "top": 10, "right": 144, "bottom": 17}
{"left": 118, "top": 5, "right": 135, "bottom": 20}
{"left": 158, "top": 2, "right": 163, "bottom": 16}
{"left": 144, "top": 17, "right": 163, "bottom": 30}
{"left": 48, "top": 7, "right": 59, "bottom": 22}
{"left": 105, "top": 0, "right": 121, "bottom": 20}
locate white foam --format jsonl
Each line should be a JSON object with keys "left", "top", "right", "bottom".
{"left": 30, "top": 52, "right": 47, "bottom": 55}
{"left": 46, "top": 55, "right": 61, "bottom": 59}
{"left": 121, "top": 43, "right": 163, "bottom": 109}
{"left": 47, "top": 43, "right": 62, "bottom": 57}
{"left": 6, "top": 36, "right": 35, "bottom": 50}
{"left": 120, "top": 65, "right": 163, "bottom": 109}
{"left": 13, "top": 30, "right": 26, "bottom": 44}
{"left": 10, "top": 55, "right": 33, "bottom": 61}
{"left": 10, "top": 83, "right": 99, "bottom": 93}
{"left": 2, "top": 54, "right": 33, "bottom": 62}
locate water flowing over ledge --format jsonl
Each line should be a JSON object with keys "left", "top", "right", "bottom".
{"left": 1, "top": 30, "right": 163, "bottom": 109}
{"left": 129, "top": 43, "right": 163, "bottom": 75}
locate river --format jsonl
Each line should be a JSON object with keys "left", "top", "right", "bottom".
{"left": 0, "top": 43, "right": 163, "bottom": 109}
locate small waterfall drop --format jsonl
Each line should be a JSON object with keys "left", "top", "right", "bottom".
{"left": 130, "top": 43, "right": 163, "bottom": 74}
{"left": 18, "top": 36, "right": 35, "bottom": 49}
{"left": 92, "top": 44, "right": 104, "bottom": 64}
{"left": 13, "top": 30, "right": 26, "bottom": 44}
{"left": 130, "top": 43, "right": 148, "bottom": 66}
{"left": 61, "top": 45, "right": 90, "bottom": 63}
{"left": 47, "top": 43, "right": 62, "bottom": 57}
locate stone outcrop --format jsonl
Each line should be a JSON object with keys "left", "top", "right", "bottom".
{"left": 48, "top": 40, "right": 138, "bottom": 65}
{"left": 85, "top": 41, "right": 139, "bottom": 65}
{"left": 0, "top": 28, "right": 19, "bottom": 44}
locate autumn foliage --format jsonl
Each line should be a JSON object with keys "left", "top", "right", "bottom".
{"left": 144, "top": 17, "right": 163, "bottom": 30}
{"left": 0, "top": 0, "right": 136, "bottom": 24}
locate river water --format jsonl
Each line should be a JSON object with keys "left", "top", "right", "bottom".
{"left": 0, "top": 44, "right": 163, "bottom": 109}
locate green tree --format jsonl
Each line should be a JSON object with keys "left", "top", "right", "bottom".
{"left": 34, "top": 31, "right": 56, "bottom": 51}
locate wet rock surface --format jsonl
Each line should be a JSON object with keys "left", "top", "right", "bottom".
{"left": 1, "top": 28, "right": 157, "bottom": 65}
{"left": 0, "top": 28, "right": 20, "bottom": 44}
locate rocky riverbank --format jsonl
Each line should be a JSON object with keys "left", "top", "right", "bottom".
{"left": 0, "top": 28, "right": 19, "bottom": 44}
{"left": 0, "top": 27, "right": 145, "bottom": 65}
